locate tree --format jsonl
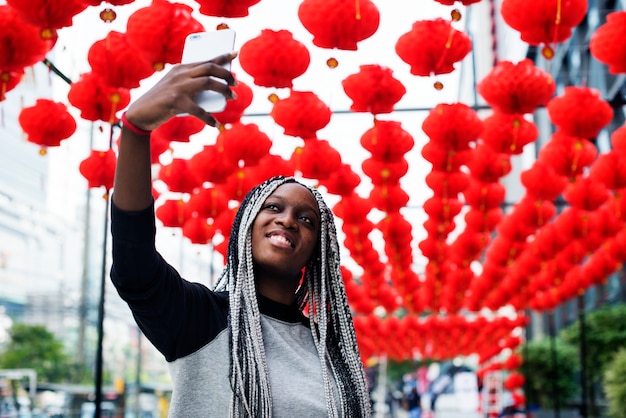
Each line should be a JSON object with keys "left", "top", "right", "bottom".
{"left": 604, "top": 347, "right": 626, "bottom": 418}
{"left": 0, "top": 323, "right": 73, "bottom": 383}
{"left": 519, "top": 337, "right": 579, "bottom": 409}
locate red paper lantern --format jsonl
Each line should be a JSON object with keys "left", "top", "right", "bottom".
{"left": 0, "top": 5, "right": 51, "bottom": 72}
{"left": 88, "top": 31, "right": 155, "bottom": 89}
{"left": 563, "top": 177, "right": 610, "bottom": 211}
{"left": 477, "top": 59, "right": 555, "bottom": 114}
{"left": 319, "top": 164, "right": 361, "bottom": 196}
{"left": 67, "top": 72, "right": 130, "bottom": 123}
{"left": 220, "top": 122, "right": 272, "bottom": 166}
{"left": 18, "top": 99, "right": 76, "bottom": 152}
{"left": 194, "top": 0, "right": 261, "bottom": 17}
{"left": 6, "top": 0, "right": 87, "bottom": 40}
{"left": 156, "top": 198, "right": 188, "bottom": 228}
{"left": 464, "top": 180, "right": 506, "bottom": 210}
{"left": 186, "top": 186, "right": 229, "bottom": 219}
{"left": 362, "top": 158, "right": 409, "bottom": 185}
{"left": 421, "top": 141, "right": 473, "bottom": 171}
{"left": 0, "top": 69, "right": 24, "bottom": 101}
{"left": 79, "top": 149, "right": 117, "bottom": 190}
{"left": 298, "top": 0, "right": 380, "bottom": 50}
{"left": 521, "top": 160, "right": 568, "bottom": 201}
{"left": 590, "top": 11, "right": 626, "bottom": 74}
{"left": 291, "top": 139, "right": 342, "bottom": 180}
{"left": 270, "top": 91, "right": 331, "bottom": 139}
{"left": 501, "top": 0, "right": 587, "bottom": 55}
{"left": 188, "top": 144, "right": 238, "bottom": 184}
{"left": 422, "top": 103, "right": 483, "bottom": 149}
{"left": 481, "top": 111, "right": 538, "bottom": 154}
{"left": 589, "top": 151, "right": 626, "bottom": 190}
{"left": 182, "top": 216, "right": 215, "bottom": 244}
{"left": 342, "top": 65, "right": 406, "bottom": 114}
{"left": 239, "top": 29, "right": 310, "bottom": 88}
{"left": 395, "top": 19, "right": 472, "bottom": 76}
{"left": 538, "top": 131, "right": 598, "bottom": 179}
{"left": 466, "top": 144, "right": 512, "bottom": 183}
{"left": 152, "top": 115, "right": 206, "bottom": 143}
{"left": 157, "top": 158, "right": 201, "bottom": 194}
{"left": 425, "top": 170, "right": 470, "bottom": 197}
{"left": 547, "top": 86, "right": 613, "bottom": 138}
{"left": 126, "top": 0, "right": 205, "bottom": 70}
{"left": 212, "top": 75, "right": 254, "bottom": 125}
{"left": 361, "top": 120, "right": 415, "bottom": 161}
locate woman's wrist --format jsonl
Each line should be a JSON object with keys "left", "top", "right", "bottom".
{"left": 121, "top": 111, "right": 152, "bottom": 136}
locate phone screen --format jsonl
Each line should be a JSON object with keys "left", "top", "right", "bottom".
{"left": 181, "top": 29, "right": 236, "bottom": 113}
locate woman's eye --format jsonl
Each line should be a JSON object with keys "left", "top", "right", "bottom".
{"left": 265, "top": 203, "right": 279, "bottom": 211}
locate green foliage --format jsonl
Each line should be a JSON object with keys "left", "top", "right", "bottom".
{"left": 560, "top": 304, "right": 626, "bottom": 388}
{"left": 604, "top": 348, "right": 626, "bottom": 418}
{"left": 518, "top": 338, "right": 579, "bottom": 408}
{"left": 0, "top": 323, "right": 73, "bottom": 383}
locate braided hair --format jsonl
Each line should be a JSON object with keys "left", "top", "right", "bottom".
{"left": 214, "top": 176, "right": 371, "bottom": 418}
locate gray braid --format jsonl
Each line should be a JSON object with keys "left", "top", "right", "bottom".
{"left": 214, "top": 176, "right": 371, "bottom": 418}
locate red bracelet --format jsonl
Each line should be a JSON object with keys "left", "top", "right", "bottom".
{"left": 121, "top": 112, "right": 152, "bottom": 136}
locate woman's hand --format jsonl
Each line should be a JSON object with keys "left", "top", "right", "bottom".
{"left": 123, "top": 51, "right": 238, "bottom": 131}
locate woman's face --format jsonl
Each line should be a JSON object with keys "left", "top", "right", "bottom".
{"left": 251, "top": 183, "right": 320, "bottom": 281}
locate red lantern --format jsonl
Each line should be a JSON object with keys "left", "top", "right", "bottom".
{"left": 477, "top": 59, "right": 555, "bottom": 114}
{"left": 18, "top": 99, "right": 76, "bottom": 152}
{"left": 521, "top": 160, "right": 568, "bottom": 201}
{"left": 6, "top": 0, "right": 87, "bottom": 40}
{"left": 590, "top": 11, "right": 626, "bottom": 74}
{"left": 298, "top": 0, "right": 380, "bottom": 50}
{"left": 188, "top": 144, "right": 238, "bottom": 184}
{"left": 79, "top": 149, "right": 117, "bottom": 190}
{"left": 220, "top": 122, "right": 272, "bottom": 166}
{"left": 194, "top": 0, "right": 261, "bottom": 17}
{"left": 395, "top": 19, "right": 472, "bottom": 76}
{"left": 501, "top": 0, "right": 587, "bottom": 56}
{"left": 538, "top": 131, "right": 598, "bottom": 179}
{"left": 547, "top": 86, "right": 613, "bottom": 138}
{"left": 239, "top": 29, "right": 310, "bottom": 88}
{"left": 186, "top": 186, "right": 229, "bottom": 219}
{"left": 425, "top": 170, "right": 470, "bottom": 197}
{"left": 481, "top": 111, "right": 538, "bottom": 154}
{"left": 212, "top": 75, "right": 254, "bottom": 125}
{"left": 0, "top": 5, "right": 51, "bottom": 71}
{"left": 319, "top": 164, "right": 361, "bottom": 196}
{"left": 464, "top": 180, "right": 506, "bottom": 210}
{"left": 270, "top": 91, "right": 331, "bottom": 139}
{"left": 466, "top": 144, "right": 512, "bottom": 183}
{"left": 589, "top": 151, "right": 626, "bottom": 190}
{"left": 126, "top": 0, "right": 205, "bottom": 70}
{"left": 182, "top": 216, "right": 215, "bottom": 244}
{"left": 156, "top": 198, "right": 188, "bottom": 228}
{"left": 362, "top": 158, "right": 409, "bottom": 185}
{"left": 361, "top": 120, "right": 415, "bottom": 161}
{"left": 0, "top": 69, "right": 24, "bottom": 101}
{"left": 422, "top": 103, "right": 483, "bottom": 149}
{"left": 157, "top": 158, "right": 201, "bottom": 194}
{"left": 421, "top": 141, "right": 473, "bottom": 171}
{"left": 88, "top": 31, "right": 155, "bottom": 89}
{"left": 563, "top": 177, "right": 610, "bottom": 211}
{"left": 152, "top": 115, "right": 206, "bottom": 143}
{"left": 67, "top": 72, "right": 130, "bottom": 123}
{"left": 291, "top": 139, "right": 342, "bottom": 180}
{"left": 342, "top": 65, "right": 406, "bottom": 114}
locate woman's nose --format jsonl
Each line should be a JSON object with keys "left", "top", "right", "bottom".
{"left": 275, "top": 210, "right": 297, "bottom": 229}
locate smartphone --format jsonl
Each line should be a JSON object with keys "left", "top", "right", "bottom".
{"left": 181, "top": 29, "right": 236, "bottom": 113}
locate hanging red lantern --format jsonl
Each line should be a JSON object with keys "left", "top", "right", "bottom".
{"left": 88, "top": 31, "right": 155, "bottom": 89}
{"left": 219, "top": 166, "right": 265, "bottom": 201}
{"left": 220, "top": 122, "right": 272, "bottom": 166}
{"left": 213, "top": 75, "right": 254, "bottom": 125}
{"left": 319, "top": 164, "right": 361, "bottom": 196}
{"left": 477, "top": 59, "right": 555, "bottom": 114}
{"left": 501, "top": 0, "right": 588, "bottom": 58}
{"left": 79, "top": 148, "right": 117, "bottom": 190}
{"left": 151, "top": 115, "right": 206, "bottom": 143}
{"left": 332, "top": 194, "right": 373, "bottom": 223}
{"left": 425, "top": 170, "right": 470, "bottom": 197}
{"left": 481, "top": 111, "right": 539, "bottom": 154}
{"left": 466, "top": 144, "right": 512, "bottom": 183}
{"left": 342, "top": 64, "right": 406, "bottom": 114}
{"left": 611, "top": 126, "right": 626, "bottom": 153}
{"left": 270, "top": 90, "right": 331, "bottom": 139}
{"left": 157, "top": 158, "right": 201, "bottom": 194}
{"left": 362, "top": 158, "right": 409, "bottom": 185}
{"left": 421, "top": 141, "right": 473, "bottom": 171}
{"left": 589, "top": 151, "right": 626, "bottom": 190}
{"left": 395, "top": 19, "right": 472, "bottom": 76}
{"left": 186, "top": 186, "right": 229, "bottom": 219}
{"left": 538, "top": 131, "right": 598, "bottom": 179}
{"left": 18, "top": 99, "right": 76, "bottom": 153}
{"left": 182, "top": 216, "right": 215, "bottom": 244}
{"left": 239, "top": 29, "right": 310, "bottom": 88}
{"left": 126, "top": 0, "right": 205, "bottom": 70}
{"left": 250, "top": 154, "right": 296, "bottom": 183}
{"left": 361, "top": 120, "right": 415, "bottom": 161}
{"left": 156, "top": 198, "right": 188, "bottom": 228}
{"left": 423, "top": 196, "right": 464, "bottom": 222}
{"left": 0, "top": 69, "right": 24, "bottom": 101}
{"left": 188, "top": 144, "right": 238, "bottom": 184}
{"left": 291, "top": 139, "right": 342, "bottom": 180}
{"left": 422, "top": 103, "right": 483, "bottom": 149}
{"left": 194, "top": 0, "right": 261, "bottom": 17}
{"left": 464, "top": 180, "right": 506, "bottom": 211}
{"left": 6, "top": 0, "right": 87, "bottom": 40}
{"left": 590, "top": 11, "right": 626, "bottom": 74}
{"left": 0, "top": 5, "right": 51, "bottom": 72}
{"left": 563, "top": 177, "right": 610, "bottom": 211}
{"left": 464, "top": 207, "right": 502, "bottom": 233}
{"left": 547, "top": 86, "right": 613, "bottom": 138}
{"left": 67, "top": 72, "right": 130, "bottom": 123}
{"left": 297, "top": 0, "right": 380, "bottom": 50}
{"left": 521, "top": 160, "right": 568, "bottom": 201}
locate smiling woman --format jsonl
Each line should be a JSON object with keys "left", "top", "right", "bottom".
{"left": 109, "top": 46, "right": 371, "bottom": 417}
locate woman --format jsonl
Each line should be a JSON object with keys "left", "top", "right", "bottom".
{"left": 110, "top": 51, "right": 371, "bottom": 417}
